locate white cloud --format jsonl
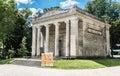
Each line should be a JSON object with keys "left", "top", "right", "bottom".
{"left": 18, "top": 8, "right": 43, "bottom": 17}
{"left": 15, "top": 0, "right": 33, "bottom": 5}
{"left": 30, "top": 8, "right": 38, "bottom": 16}
{"left": 60, "top": 0, "right": 79, "bottom": 8}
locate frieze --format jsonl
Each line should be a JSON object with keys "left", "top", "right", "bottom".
{"left": 86, "top": 23, "right": 102, "bottom": 36}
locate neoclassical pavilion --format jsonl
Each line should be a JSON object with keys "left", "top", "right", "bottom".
{"left": 32, "top": 5, "right": 111, "bottom": 58}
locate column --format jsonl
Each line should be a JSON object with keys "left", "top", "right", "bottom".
{"left": 65, "top": 20, "right": 70, "bottom": 57}
{"left": 32, "top": 26, "right": 37, "bottom": 57}
{"left": 41, "top": 32, "right": 44, "bottom": 47}
{"left": 70, "top": 18, "right": 79, "bottom": 57}
{"left": 55, "top": 23, "right": 60, "bottom": 57}
{"left": 45, "top": 25, "right": 50, "bottom": 53}
{"left": 36, "top": 26, "right": 41, "bottom": 56}
{"left": 106, "top": 26, "right": 110, "bottom": 55}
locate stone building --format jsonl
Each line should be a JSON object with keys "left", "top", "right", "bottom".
{"left": 32, "top": 5, "right": 111, "bottom": 58}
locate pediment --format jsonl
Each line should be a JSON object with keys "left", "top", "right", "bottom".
{"left": 40, "top": 9, "right": 69, "bottom": 18}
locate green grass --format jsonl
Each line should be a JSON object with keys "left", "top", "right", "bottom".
{"left": 0, "top": 59, "right": 14, "bottom": 64}
{"left": 52, "top": 59, "right": 120, "bottom": 69}
{"left": 93, "top": 59, "right": 120, "bottom": 67}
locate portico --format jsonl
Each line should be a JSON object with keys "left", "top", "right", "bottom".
{"left": 32, "top": 20, "right": 71, "bottom": 57}
{"left": 32, "top": 5, "right": 111, "bottom": 58}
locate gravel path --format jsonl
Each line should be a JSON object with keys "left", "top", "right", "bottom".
{"left": 0, "top": 64, "right": 120, "bottom": 76}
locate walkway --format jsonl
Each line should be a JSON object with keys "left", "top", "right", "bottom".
{"left": 0, "top": 64, "right": 120, "bottom": 76}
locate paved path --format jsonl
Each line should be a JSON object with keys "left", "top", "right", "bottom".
{"left": 0, "top": 64, "right": 120, "bottom": 76}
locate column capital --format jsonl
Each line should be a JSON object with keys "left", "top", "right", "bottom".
{"left": 71, "top": 17, "right": 79, "bottom": 21}
{"left": 32, "top": 25, "right": 37, "bottom": 28}
{"left": 45, "top": 24, "right": 51, "bottom": 28}
{"left": 54, "top": 22, "right": 61, "bottom": 26}
{"left": 36, "top": 26, "right": 42, "bottom": 29}
{"left": 65, "top": 20, "right": 69, "bottom": 23}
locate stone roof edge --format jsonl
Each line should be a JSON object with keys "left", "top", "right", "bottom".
{"left": 74, "top": 6, "right": 110, "bottom": 25}
{"left": 32, "top": 5, "right": 111, "bottom": 26}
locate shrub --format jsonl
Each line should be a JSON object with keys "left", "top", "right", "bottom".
{"left": 8, "top": 49, "right": 15, "bottom": 59}
{"left": 18, "top": 36, "right": 28, "bottom": 57}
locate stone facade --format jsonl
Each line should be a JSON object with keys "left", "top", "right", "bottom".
{"left": 32, "top": 5, "right": 111, "bottom": 58}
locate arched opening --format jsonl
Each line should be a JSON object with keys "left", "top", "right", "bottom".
{"left": 40, "top": 26, "right": 46, "bottom": 55}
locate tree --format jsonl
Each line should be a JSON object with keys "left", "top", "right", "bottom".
{"left": 36, "top": 11, "right": 43, "bottom": 17}
{"left": 8, "top": 49, "right": 15, "bottom": 59}
{"left": 43, "top": 6, "right": 60, "bottom": 13}
{"left": 4, "top": 8, "right": 33, "bottom": 57}
{"left": 18, "top": 8, "right": 32, "bottom": 56}
{"left": 0, "top": 0, "right": 16, "bottom": 46}
{"left": 0, "top": 0, "right": 17, "bottom": 59}
{"left": 85, "top": 0, "right": 120, "bottom": 48}
{"left": 18, "top": 36, "right": 28, "bottom": 57}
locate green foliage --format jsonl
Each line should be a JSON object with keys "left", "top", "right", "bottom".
{"left": 19, "top": 8, "right": 32, "bottom": 20}
{"left": 8, "top": 49, "right": 15, "bottom": 59}
{"left": 43, "top": 6, "right": 60, "bottom": 13}
{"left": 0, "top": 1, "right": 32, "bottom": 58}
{"left": 0, "top": 58, "right": 14, "bottom": 64}
{"left": 18, "top": 36, "right": 28, "bottom": 57}
{"left": 36, "top": 11, "right": 43, "bottom": 17}
{"left": 110, "top": 19, "right": 120, "bottom": 47}
{"left": 53, "top": 60, "right": 105, "bottom": 69}
{"left": 4, "top": 8, "right": 32, "bottom": 57}
{"left": 93, "top": 59, "right": 120, "bottom": 67}
{"left": 52, "top": 59, "right": 120, "bottom": 69}
{"left": 0, "top": 50, "right": 2, "bottom": 59}
{"left": 0, "top": 0, "right": 17, "bottom": 40}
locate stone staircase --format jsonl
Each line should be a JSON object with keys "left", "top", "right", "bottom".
{"left": 10, "top": 58, "right": 41, "bottom": 67}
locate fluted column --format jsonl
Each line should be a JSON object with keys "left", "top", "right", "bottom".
{"left": 32, "top": 26, "right": 37, "bottom": 57}
{"left": 55, "top": 23, "right": 60, "bottom": 57}
{"left": 70, "top": 18, "right": 79, "bottom": 56}
{"left": 45, "top": 25, "right": 50, "bottom": 53}
{"left": 65, "top": 20, "right": 70, "bottom": 57}
{"left": 36, "top": 26, "right": 42, "bottom": 56}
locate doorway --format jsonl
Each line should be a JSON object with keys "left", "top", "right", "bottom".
{"left": 59, "top": 40, "right": 63, "bottom": 56}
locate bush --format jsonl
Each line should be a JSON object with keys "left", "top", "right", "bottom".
{"left": 8, "top": 49, "right": 15, "bottom": 59}
{"left": 0, "top": 50, "right": 2, "bottom": 59}
{"left": 18, "top": 36, "right": 28, "bottom": 57}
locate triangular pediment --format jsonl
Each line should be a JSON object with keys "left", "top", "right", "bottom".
{"left": 40, "top": 9, "right": 69, "bottom": 18}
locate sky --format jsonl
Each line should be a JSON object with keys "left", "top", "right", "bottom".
{"left": 14, "top": 0, "right": 120, "bottom": 16}
{"left": 15, "top": 0, "right": 89, "bottom": 15}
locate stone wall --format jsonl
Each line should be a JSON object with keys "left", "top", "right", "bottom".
{"left": 49, "top": 26, "right": 55, "bottom": 54}
{"left": 83, "top": 22, "right": 106, "bottom": 57}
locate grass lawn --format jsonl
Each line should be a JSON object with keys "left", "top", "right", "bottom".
{"left": 0, "top": 59, "right": 14, "bottom": 64}
{"left": 53, "top": 59, "right": 120, "bottom": 69}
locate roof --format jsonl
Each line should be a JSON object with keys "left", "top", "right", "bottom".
{"left": 32, "top": 5, "right": 108, "bottom": 24}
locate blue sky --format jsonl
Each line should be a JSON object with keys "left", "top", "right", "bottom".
{"left": 15, "top": 0, "right": 89, "bottom": 15}
{"left": 16, "top": 0, "right": 89, "bottom": 9}
{"left": 14, "top": 0, "right": 120, "bottom": 15}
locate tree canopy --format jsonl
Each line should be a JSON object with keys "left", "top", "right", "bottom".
{"left": 0, "top": 0, "right": 16, "bottom": 40}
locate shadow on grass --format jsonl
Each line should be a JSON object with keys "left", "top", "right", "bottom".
{"left": 92, "top": 58, "right": 120, "bottom": 67}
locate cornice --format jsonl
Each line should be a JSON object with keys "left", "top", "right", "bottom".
{"left": 32, "top": 5, "right": 111, "bottom": 26}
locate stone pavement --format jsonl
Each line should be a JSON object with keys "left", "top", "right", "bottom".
{"left": 0, "top": 64, "right": 120, "bottom": 76}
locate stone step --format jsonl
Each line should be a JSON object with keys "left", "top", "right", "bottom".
{"left": 11, "top": 59, "right": 41, "bottom": 67}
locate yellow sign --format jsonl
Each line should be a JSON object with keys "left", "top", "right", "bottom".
{"left": 41, "top": 53, "right": 53, "bottom": 66}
